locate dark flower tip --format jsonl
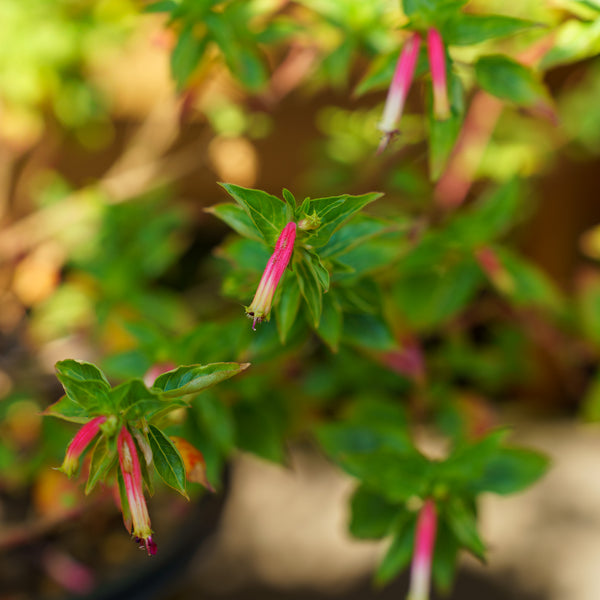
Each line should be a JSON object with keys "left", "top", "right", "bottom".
{"left": 135, "top": 536, "right": 157, "bottom": 556}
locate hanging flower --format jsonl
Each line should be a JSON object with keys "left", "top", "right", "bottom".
{"left": 427, "top": 28, "right": 450, "bottom": 121}
{"left": 246, "top": 221, "right": 297, "bottom": 329}
{"left": 407, "top": 499, "right": 437, "bottom": 600}
{"left": 60, "top": 416, "right": 106, "bottom": 477}
{"left": 377, "top": 32, "right": 421, "bottom": 153}
{"left": 117, "top": 425, "right": 157, "bottom": 555}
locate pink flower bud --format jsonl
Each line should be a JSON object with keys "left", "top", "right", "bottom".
{"left": 378, "top": 33, "right": 421, "bottom": 152}
{"left": 60, "top": 416, "right": 106, "bottom": 478}
{"left": 427, "top": 29, "right": 450, "bottom": 121}
{"left": 246, "top": 222, "right": 297, "bottom": 330}
{"left": 117, "top": 426, "right": 156, "bottom": 555}
{"left": 408, "top": 499, "right": 437, "bottom": 600}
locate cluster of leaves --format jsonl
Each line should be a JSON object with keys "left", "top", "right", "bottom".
{"left": 317, "top": 399, "right": 549, "bottom": 589}
{"left": 46, "top": 359, "right": 248, "bottom": 497}
{"left": 145, "top": 0, "right": 295, "bottom": 91}
{"left": 209, "top": 183, "right": 404, "bottom": 352}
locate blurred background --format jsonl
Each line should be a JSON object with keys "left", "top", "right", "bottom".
{"left": 3, "top": 0, "right": 600, "bottom": 599}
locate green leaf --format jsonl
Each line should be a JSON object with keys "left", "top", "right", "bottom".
{"left": 442, "top": 14, "right": 539, "bottom": 46}
{"left": 355, "top": 51, "right": 398, "bottom": 96}
{"left": 55, "top": 360, "right": 112, "bottom": 414}
{"left": 152, "top": 362, "right": 250, "bottom": 398}
{"left": 319, "top": 215, "right": 393, "bottom": 260}
{"left": 446, "top": 179, "right": 522, "bottom": 247}
{"left": 474, "top": 55, "right": 552, "bottom": 110}
{"left": 432, "top": 520, "right": 459, "bottom": 592}
{"left": 275, "top": 273, "right": 301, "bottom": 344}
{"left": 206, "top": 203, "right": 262, "bottom": 241}
{"left": 193, "top": 394, "right": 235, "bottom": 454}
{"left": 306, "top": 251, "right": 330, "bottom": 292}
{"left": 295, "top": 254, "right": 323, "bottom": 327}
{"left": 342, "top": 313, "right": 396, "bottom": 351}
{"left": 443, "top": 429, "right": 509, "bottom": 482}
{"left": 307, "top": 193, "right": 382, "bottom": 248}
{"left": 233, "top": 400, "right": 286, "bottom": 463}
{"left": 374, "top": 516, "right": 416, "bottom": 585}
{"left": 220, "top": 183, "right": 288, "bottom": 245}
{"left": 171, "top": 24, "right": 207, "bottom": 90}
{"left": 468, "top": 447, "right": 550, "bottom": 495}
{"left": 493, "top": 247, "right": 563, "bottom": 312}
{"left": 111, "top": 379, "right": 157, "bottom": 414}
{"left": 349, "top": 485, "right": 400, "bottom": 539}
{"left": 56, "top": 359, "right": 111, "bottom": 387}
{"left": 394, "top": 257, "right": 483, "bottom": 331}
{"left": 316, "top": 292, "right": 343, "bottom": 352}
{"left": 428, "top": 70, "right": 465, "bottom": 180}
{"left": 403, "top": 0, "right": 468, "bottom": 18}
{"left": 339, "top": 451, "right": 432, "bottom": 502}
{"left": 445, "top": 496, "right": 486, "bottom": 560}
{"left": 43, "top": 395, "right": 90, "bottom": 423}
{"left": 144, "top": 0, "right": 177, "bottom": 12}
{"left": 316, "top": 399, "right": 411, "bottom": 459}
{"left": 282, "top": 188, "right": 296, "bottom": 220}
{"left": 582, "top": 372, "right": 600, "bottom": 421}
{"left": 85, "top": 435, "right": 117, "bottom": 495}
{"left": 541, "top": 18, "right": 600, "bottom": 70}
{"left": 147, "top": 425, "right": 188, "bottom": 497}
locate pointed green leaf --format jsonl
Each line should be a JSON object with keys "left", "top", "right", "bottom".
{"left": 319, "top": 215, "right": 393, "bottom": 259}
{"left": 493, "top": 247, "right": 563, "bottom": 312}
{"left": 374, "top": 516, "right": 416, "bottom": 585}
{"left": 306, "top": 251, "right": 330, "bottom": 292}
{"left": 220, "top": 183, "right": 288, "bottom": 245}
{"left": 339, "top": 451, "right": 432, "bottom": 502}
{"left": 445, "top": 497, "right": 486, "bottom": 560}
{"left": 275, "top": 273, "right": 302, "bottom": 344}
{"left": 148, "top": 425, "right": 188, "bottom": 497}
{"left": 43, "top": 395, "right": 90, "bottom": 423}
{"left": 144, "top": 0, "right": 178, "bottom": 13}
{"left": 171, "top": 24, "right": 207, "bottom": 90}
{"left": 468, "top": 447, "right": 550, "bottom": 495}
{"left": 446, "top": 179, "right": 522, "bottom": 247}
{"left": 316, "top": 292, "right": 342, "bottom": 352}
{"left": 342, "top": 313, "right": 396, "bottom": 351}
{"left": 442, "top": 14, "right": 539, "bottom": 46}
{"left": 541, "top": 18, "right": 600, "bottom": 70}
{"left": 350, "top": 485, "right": 400, "bottom": 540}
{"left": 295, "top": 254, "right": 323, "bottom": 327}
{"left": 307, "top": 193, "right": 382, "bottom": 248}
{"left": 432, "top": 521, "right": 459, "bottom": 592}
{"left": 86, "top": 435, "right": 118, "bottom": 495}
{"left": 474, "top": 55, "right": 552, "bottom": 111}
{"left": 193, "top": 394, "right": 235, "bottom": 454}
{"left": 206, "top": 203, "right": 262, "bottom": 241}
{"left": 152, "top": 362, "right": 250, "bottom": 398}
{"left": 355, "top": 51, "right": 398, "bottom": 96}
{"left": 55, "top": 360, "right": 112, "bottom": 414}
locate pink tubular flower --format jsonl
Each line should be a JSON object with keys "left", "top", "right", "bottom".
{"left": 60, "top": 416, "right": 106, "bottom": 477}
{"left": 408, "top": 499, "right": 437, "bottom": 600}
{"left": 378, "top": 33, "right": 421, "bottom": 153}
{"left": 117, "top": 426, "right": 157, "bottom": 556}
{"left": 427, "top": 28, "right": 450, "bottom": 121}
{"left": 246, "top": 222, "right": 297, "bottom": 330}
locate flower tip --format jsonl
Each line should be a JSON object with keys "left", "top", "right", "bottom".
{"left": 376, "top": 131, "right": 396, "bottom": 155}
{"left": 136, "top": 536, "right": 157, "bottom": 556}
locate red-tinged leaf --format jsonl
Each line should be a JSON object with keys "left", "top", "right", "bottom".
{"left": 170, "top": 436, "right": 214, "bottom": 491}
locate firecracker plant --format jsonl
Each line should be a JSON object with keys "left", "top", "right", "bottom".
{"left": 20, "top": 0, "right": 600, "bottom": 598}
